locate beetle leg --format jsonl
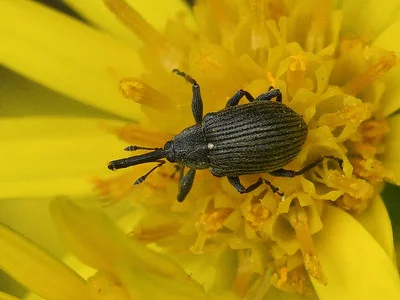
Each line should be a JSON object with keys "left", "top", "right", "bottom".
{"left": 264, "top": 179, "right": 284, "bottom": 196}
{"left": 227, "top": 176, "right": 263, "bottom": 193}
{"left": 173, "top": 69, "right": 203, "bottom": 124}
{"left": 177, "top": 168, "right": 196, "bottom": 202}
{"left": 255, "top": 88, "right": 282, "bottom": 103}
{"left": 170, "top": 165, "right": 184, "bottom": 179}
{"left": 269, "top": 155, "right": 343, "bottom": 178}
{"left": 225, "top": 90, "right": 255, "bottom": 107}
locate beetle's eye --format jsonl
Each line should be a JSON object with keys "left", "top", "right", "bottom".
{"left": 164, "top": 141, "right": 172, "bottom": 150}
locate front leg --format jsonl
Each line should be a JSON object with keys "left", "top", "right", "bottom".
{"left": 170, "top": 165, "right": 184, "bottom": 179}
{"left": 173, "top": 69, "right": 203, "bottom": 125}
{"left": 225, "top": 90, "right": 255, "bottom": 107}
{"left": 177, "top": 168, "right": 196, "bottom": 202}
{"left": 227, "top": 176, "right": 263, "bottom": 193}
{"left": 255, "top": 88, "right": 282, "bottom": 102}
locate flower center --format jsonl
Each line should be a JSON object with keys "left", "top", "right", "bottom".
{"left": 100, "top": 0, "right": 397, "bottom": 297}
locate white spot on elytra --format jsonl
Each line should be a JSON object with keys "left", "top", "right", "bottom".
{"left": 207, "top": 143, "right": 215, "bottom": 150}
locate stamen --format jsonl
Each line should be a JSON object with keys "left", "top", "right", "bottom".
{"left": 103, "top": 0, "right": 167, "bottom": 48}
{"left": 267, "top": 0, "right": 287, "bottom": 21}
{"left": 208, "top": 0, "right": 237, "bottom": 31}
{"left": 245, "top": 201, "right": 270, "bottom": 230}
{"left": 343, "top": 51, "right": 397, "bottom": 96}
{"left": 322, "top": 168, "right": 375, "bottom": 214}
{"left": 276, "top": 267, "right": 288, "bottom": 287}
{"left": 348, "top": 120, "right": 390, "bottom": 158}
{"left": 191, "top": 48, "right": 222, "bottom": 75}
{"left": 101, "top": 123, "right": 172, "bottom": 146}
{"left": 325, "top": 170, "right": 374, "bottom": 201}
{"left": 287, "top": 268, "right": 309, "bottom": 295}
{"left": 351, "top": 158, "right": 395, "bottom": 185}
{"left": 120, "top": 78, "right": 173, "bottom": 109}
{"left": 249, "top": 0, "right": 269, "bottom": 49}
{"left": 200, "top": 207, "right": 235, "bottom": 234}
{"left": 91, "top": 173, "right": 136, "bottom": 205}
{"left": 351, "top": 142, "right": 377, "bottom": 159}
{"left": 104, "top": 0, "right": 183, "bottom": 70}
{"left": 288, "top": 205, "right": 327, "bottom": 285}
{"left": 318, "top": 104, "right": 372, "bottom": 128}
{"left": 232, "top": 250, "right": 253, "bottom": 297}
{"left": 130, "top": 223, "right": 182, "bottom": 243}
{"left": 306, "top": 0, "right": 332, "bottom": 52}
{"left": 191, "top": 207, "right": 234, "bottom": 253}
{"left": 337, "top": 194, "right": 370, "bottom": 215}
{"left": 266, "top": 72, "right": 277, "bottom": 87}
{"left": 360, "top": 119, "right": 390, "bottom": 145}
{"left": 286, "top": 54, "right": 308, "bottom": 95}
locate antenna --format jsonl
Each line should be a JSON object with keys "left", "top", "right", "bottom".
{"left": 124, "top": 145, "right": 162, "bottom": 151}
{"left": 134, "top": 161, "right": 166, "bottom": 185}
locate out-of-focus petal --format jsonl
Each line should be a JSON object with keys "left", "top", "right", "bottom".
{"left": 355, "top": 195, "right": 396, "bottom": 262}
{"left": 117, "top": 264, "right": 207, "bottom": 300}
{"left": 0, "top": 224, "right": 86, "bottom": 300}
{"left": 0, "top": 0, "right": 141, "bottom": 120}
{"left": 372, "top": 21, "right": 400, "bottom": 116}
{"left": 384, "top": 114, "right": 400, "bottom": 184}
{"left": 50, "top": 198, "right": 192, "bottom": 281}
{"left": 341, "top": 0, "right": 400, "bottom": 40}
{"left": 63, "top": 0, "right": 194, "bottom": 43}
{"left": 0, "top": 66, "right": 118, "bottom": 118}
{"left": 265, "top": 286, "right": 310, "bottom": 300}
{"left": 0, "top": 291, "right": 20, "bottom": 300}
{"left": 312, "top": 205, "right": 400, "bottom": 299}
{"left": 0, "top": 117, "right": 126, "bottom": 199}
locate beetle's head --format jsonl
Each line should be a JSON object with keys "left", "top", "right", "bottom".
{"left": 163, "top": 140, "right": 176, "bottom": 163}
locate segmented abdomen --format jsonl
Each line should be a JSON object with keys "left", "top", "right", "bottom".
{"left": 203, "top": 101, "right": 308, "bottom": 177}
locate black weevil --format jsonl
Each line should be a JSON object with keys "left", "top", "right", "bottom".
{"left": 108, "top": 69, "right": 343, "bottom": 202}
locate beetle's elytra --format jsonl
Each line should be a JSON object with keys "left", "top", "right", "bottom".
{"left": 108, "top": 69, "right": 343, "bottom": 202}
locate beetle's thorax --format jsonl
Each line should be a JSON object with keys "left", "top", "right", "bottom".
{"left": 164, "top": 124, "right": 210, "bottom": 169}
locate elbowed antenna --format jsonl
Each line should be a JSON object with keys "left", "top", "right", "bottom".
{"left": 108, "top": 149, "right": 165, "bottom": 171}
{"left": 124, "top": 145, "right": 162, "bottom": 151}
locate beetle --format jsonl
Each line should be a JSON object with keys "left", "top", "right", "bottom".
{"left": 108, "top": 69, "right": 342, "bottom": 202}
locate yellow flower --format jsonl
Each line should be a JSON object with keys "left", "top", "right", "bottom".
{"left": 1, "top": 0, "right": 400, "bottom": 299}
{"left": 0, "top": 198, "right": 215, "bottom": 300}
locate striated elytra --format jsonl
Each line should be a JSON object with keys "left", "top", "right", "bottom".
{"left": 108, "top": 69, "right": 342, "bottom": 202}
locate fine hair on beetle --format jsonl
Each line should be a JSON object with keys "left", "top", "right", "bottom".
{"left": 108, "top": 69, "right": 343, "bottom": 202}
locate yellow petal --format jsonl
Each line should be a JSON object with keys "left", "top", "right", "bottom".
{"left": 0, "top": 292, "right": 19, "bottom": 300}
{"left": 0, "top": 117, "right": 126, "bottom": 199}
{"left": 50, "top": 198, "right": 192, "bottom": 281}
{"left": 63, "top": 0, "right": 193, "bottom": 42}
{"left": 355, "top": 195, "right": 396, "bottom": 262}
{"left": 372, "top": 21, "right": 400, "bottom": 116}
{"left": 117, "top": 264, "right": 207, "bottom": 300}
{"left": 312, "top": 205, "right": 400, "bottom": 299}
{"left": 265, "top": 286, "right": 310, "bottom": 300}
{"left": 341, "top": 0, "right": 400, "bottom": 40}
{"left": 0, "top": 0, "right": 141, "bottom": 120}
{"left": 0, "top": 224, "right": 85, "bottom": 300}
{"left": 384, "top": 114, "right": 400, "bottom": 184}
{"left": 0, "top": 66, "right": 117, "bottom": 118}
{"left": 0, "top": 198, "right": 67, "bottom": 263}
